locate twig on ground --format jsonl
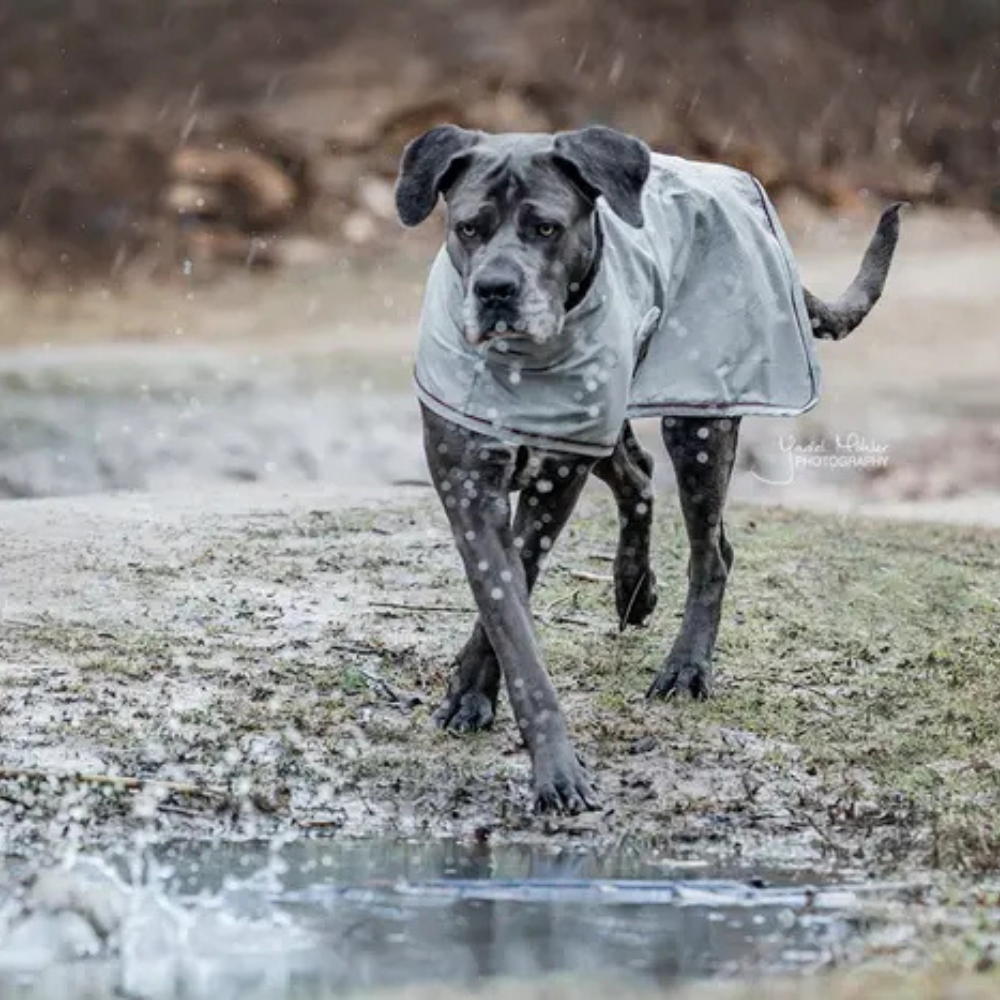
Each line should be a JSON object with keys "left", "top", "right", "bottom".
{"left": 296, "top": 818, "right": 346, "bottom": 830}
{"left": 567, "top": 570, "right": 614, "bottom": 584}
{"left": 790, "top": 806, "right": 853, "bottom": 858}
{"left": 0, "top": 767, "right": 229, "bottom": 803}
{"left": 538, "top": 613, "right": 599, "bottom": 629}
{"left": 540, "top": 590, "right": 578, "bottom": 614}
{"left": 618, "top": 570, "right": 650, "bottom": 633}
{"left": 369, "top": 601, "right": 470, "bottom": 614}
{"left": 156, "top": 803, "right": 204, "bottom": 818}
{"left": 3, "top": 618, "right": 45, "bottom": 629}
{"left": 328, "top": 641, "right": 386, "bottom": 657}
{"left": 726, "top": 675, "right": 839, "bottom": 703}
{"left": 356, "top": 667, "right": 423, "bottom": 708}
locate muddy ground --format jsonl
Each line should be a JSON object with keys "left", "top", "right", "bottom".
{"left": 3, "top": 485, "right": 1000, "bottom": 996}
{"left": 3, "top": 483, "right": 1000, "bottom": 871}
{"left": 2, "top": 206, "right": 1000, "bottom": 865}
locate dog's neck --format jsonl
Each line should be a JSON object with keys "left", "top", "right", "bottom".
{"left": 565, "top": 212, "right": 604, "bottom": 313}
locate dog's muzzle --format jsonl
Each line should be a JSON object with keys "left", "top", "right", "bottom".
{"left": 466, "top": 265, "right": 525, "bottom": 344}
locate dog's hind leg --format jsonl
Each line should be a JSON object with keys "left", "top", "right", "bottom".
{"left": 592, "top": 422, "right": 658, "bottom": 628}
{"left": 433, "top": 618, "right": 502, "bottom": 733}
{"left": 648, "top": 416, "right": 741, "bottom": 699}
{"left": 432, "top": 453, "right": 592, "bottom": 734}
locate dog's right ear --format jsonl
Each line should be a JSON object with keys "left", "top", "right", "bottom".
{"left": 395, "top": 125, "right": 479, "bottom": 227}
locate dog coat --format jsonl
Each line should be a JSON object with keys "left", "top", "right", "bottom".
{"left": 414, "top": 153, "right": 820, "bottom": 458}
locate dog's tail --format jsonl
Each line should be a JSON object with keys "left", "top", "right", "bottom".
{"left": 804, "top": 202, "right": 903, "bottom": 341}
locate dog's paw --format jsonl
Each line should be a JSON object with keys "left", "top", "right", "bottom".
{"left": 616, "top": 566, "right": 658, "bottom": 628}
{"left": 532, "top": 743, "right": 598, "bottom": 815}
{"left": 432, "top": 690, "right": 496, "bottom": 733}
{"left": 647, "top": 658, "right": 713, "bottom": 700}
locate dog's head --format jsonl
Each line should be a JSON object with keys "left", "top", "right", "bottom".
{"left": 396, "top": 126, "right": 650, "bottom": 346}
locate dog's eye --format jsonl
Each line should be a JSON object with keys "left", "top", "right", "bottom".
{"left": 456, "top": 222, "right": 479, "bottom": 239}
{"left": 536, "top": 223, "right": 559, "bottom": 238}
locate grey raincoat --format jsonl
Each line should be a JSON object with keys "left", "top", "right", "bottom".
{"left": 415, "top": 153, "right": 820, "bottom": 458}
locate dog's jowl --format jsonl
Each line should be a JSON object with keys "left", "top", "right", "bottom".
{"left": 397, "top": 125, "right": 901, "bottom": 813}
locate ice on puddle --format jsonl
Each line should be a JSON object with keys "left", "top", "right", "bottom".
{"left": 28, "top": 857, "right": 130, "bottom": 940}
{"left": 119, "top": 888, "right": 185, "bottom": 998}
{"left": 0, "top": 911, "right": 101, "bottom": 971}
{"left": 0, "top": 856, "right": 319, "bottom": 999}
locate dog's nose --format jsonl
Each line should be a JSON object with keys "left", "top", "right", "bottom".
{"left": 474, "top": 275, "right": 518, "bottom": 306}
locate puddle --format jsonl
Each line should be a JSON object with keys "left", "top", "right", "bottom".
{"left": 0, "top": 838, "right": 897, "bottom": 999}
{"left": 0, "top": 344, "right": 426, "bottom": 498}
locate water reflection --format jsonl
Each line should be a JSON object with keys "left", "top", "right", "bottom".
{"left": 0, "top": 838, "right": 875, "bottom": 998}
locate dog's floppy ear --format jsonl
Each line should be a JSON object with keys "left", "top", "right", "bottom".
{"left": 553, "top": 126, "right": 650, "bottom": 228}
{"left": 395, "top": 124, "right": 479, "bottom": 227}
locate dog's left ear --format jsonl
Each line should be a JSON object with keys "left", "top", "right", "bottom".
{"left": 553, "top": 126, "right": 650, "bottom": 228}
{"left": 395, "top": 124, "right": 480, "bottom": 227}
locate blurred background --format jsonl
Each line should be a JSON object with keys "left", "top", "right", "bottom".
{"left": 0, "top": 0, "right": 997, "bottom": 519}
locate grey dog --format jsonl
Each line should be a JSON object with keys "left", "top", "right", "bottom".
{"left": 395, "top": 125, "right": 900, "bottom": 813}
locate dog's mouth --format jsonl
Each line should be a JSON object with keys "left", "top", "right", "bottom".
{"left": 465, "top": 314, "right": 532, "bottom": 346}
{"left": 469, "top": 323, "right": 525, "bottom": 346}
{"left": 463, "top": 293, "right": 563, "bottom": 348}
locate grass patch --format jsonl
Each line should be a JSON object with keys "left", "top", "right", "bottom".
{"left": 538, "top": 503, "right": 1000, "bottom": 870}
{"left": 7, "top": 492, "right": 1000, "bottom": 874}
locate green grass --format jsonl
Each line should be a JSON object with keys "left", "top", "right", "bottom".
{"left": 9, "top": 495, "right": 1000, "bottom": 873}
{"left": 539, "top": 503, "right": 1000, "bottom": 870}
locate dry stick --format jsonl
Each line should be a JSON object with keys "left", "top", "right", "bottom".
{"left": 724, "top": 674, "right": 838, "bottom": 702}
{"left": 539, "top": 613, "right": 598, "bottom": 629}
{"left": 369, "top": 601, "right": 470, "bottom": 614}
{"left": 355, "top": 667, "right": 419, "bottom": 706}
{"left": 156, "top": 804, "right": 205, "bottom": 819}
{"left": 567, "top": 570, "right": 614, "bottom": 584}
{"left": 618, "top": 569, "right": 650, "bottom": 633}
{"left": 371, "top": 598, "right": 598, "bottom": 629}
{"left": 328, "top": 641, "right": 386, "bottom": 657}
{"left": 611, "top": 570, "right": 651, "bottom": 675}
{"left": 537, "top": 587, "right": 599, "bottom": 628}
{"left": 789, "top": 806, "right": 852, "bottom": 858}
{"left": 372, "top": 589, "right": 604, "bottom": 628}
{"left": 3, "top": 618, "right": 45, "bottom": 630}
{"left": 540, "top": 590, "right": 578, "bottom": 614}
{"left": 0, "top": 767, "right": 228, "bottom": 802}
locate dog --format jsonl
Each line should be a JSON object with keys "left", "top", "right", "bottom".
{"left": 395, "top": 125, "right": 900, "bottom": 813}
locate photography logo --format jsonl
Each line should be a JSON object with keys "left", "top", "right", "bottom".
{"left": 751, "top": 433, "right": 890, "bottom": 486}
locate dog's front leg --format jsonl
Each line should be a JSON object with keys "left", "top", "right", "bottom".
{"left": 423, "top": 416, "right": 595, "bottom": 813}
{"left": 433, "top": 459, "right": 592, "bottom": 735}
{"left": 445, "top": 491, "right": 595, "bottom": 813}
